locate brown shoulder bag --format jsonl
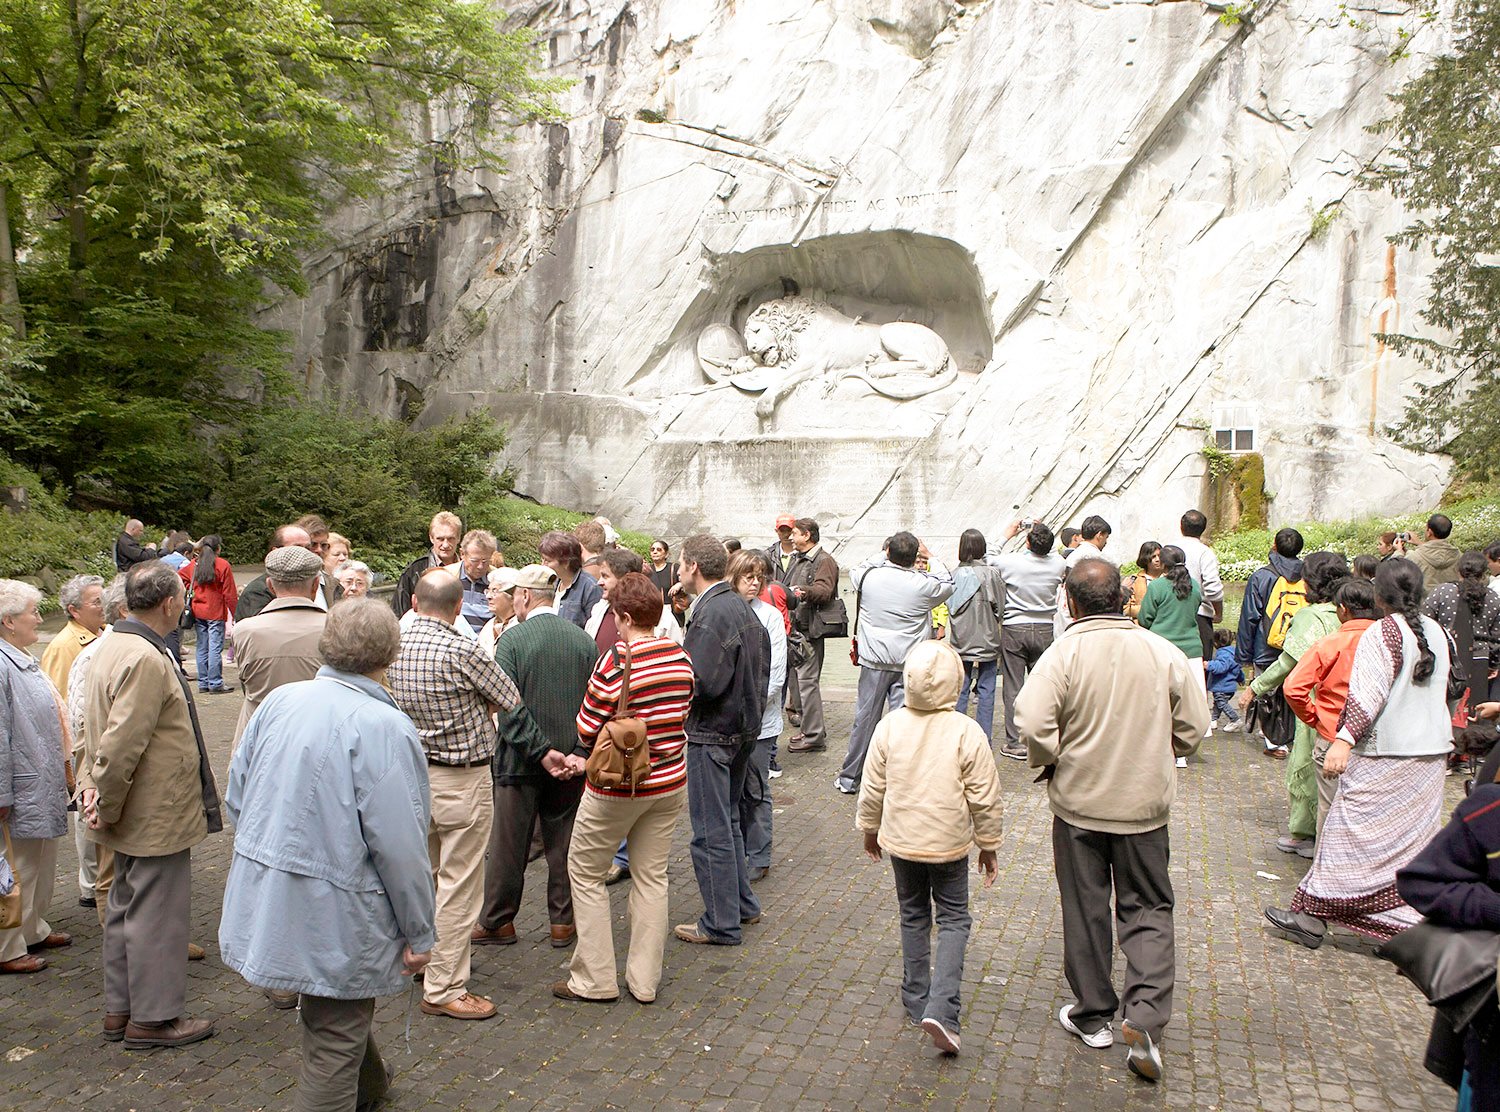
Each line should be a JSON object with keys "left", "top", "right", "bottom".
{"left": 585, "top": 644, "right": 653, "bottom": 794}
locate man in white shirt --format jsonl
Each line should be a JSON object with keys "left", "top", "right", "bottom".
{"left": 1056, "top": 516, "right": 1117, "bottom": 637}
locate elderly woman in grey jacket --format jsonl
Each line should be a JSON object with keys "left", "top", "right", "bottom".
{"left": 0, "top": 579, "right": 72, "bottom": 973}
{"left": 220, "top": 598, "right": 436, "bottom": 1111}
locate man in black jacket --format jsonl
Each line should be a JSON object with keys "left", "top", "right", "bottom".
{"left": 114, "top": 520, "right": 158, "bottom": 571}
{"left": 391, "top": 512, "right": 462, "bottom": 618}
{"left": 673, "top": 534, "right": 770, "bottom": 947}
{"left": 1235, "top": 528, "right": 1303, "bottom": 758}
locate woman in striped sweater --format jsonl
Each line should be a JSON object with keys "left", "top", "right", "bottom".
{"left": 560, "top": 573, "right": 695, "bottom": 1004}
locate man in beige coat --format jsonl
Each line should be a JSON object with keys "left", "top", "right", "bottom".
{"left": 1016, "top": 558, "right": 1207, "bottom": 1085}
{"left": 229, "top": 545, "right": 328, "bottom": 750}
{"left": 81, "top": 561, "right": 222, "bottom": 1050}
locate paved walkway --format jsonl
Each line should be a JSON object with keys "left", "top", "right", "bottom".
{"left": 1, "top": 667, "right": 1454, "bottom": 1111}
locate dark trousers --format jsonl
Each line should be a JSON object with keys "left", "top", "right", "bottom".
{"left": 104, "top": 849, "right": 190, "bottom": 1024}
{"left": 686, "top": 739, "right": 759, "bottom": 943}
{"left": 1000, "top": 624, "right": 1054, "bottom": 743}
{"left": 297, "top": 995, "right": 387, "bottom": 1112}
{"left": 891, "top": 855, "right": 971, "bottom": 1030}
{"left": 740, "top": 734, "right": 775, "bottom": 869}
{"left": 1052, "top": 817, "right": 1175, "bottom": 1042}
{"left": 481, "top": 778, "right": 584, "bottom": 930}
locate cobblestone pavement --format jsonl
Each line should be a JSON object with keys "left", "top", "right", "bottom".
{"left": 1, "top": 665, "right": 1456, "bottom": 1111}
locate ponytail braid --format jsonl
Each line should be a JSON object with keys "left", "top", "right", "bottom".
{"left": 1400, "top": 597, "right": 1436, "bottom": 685}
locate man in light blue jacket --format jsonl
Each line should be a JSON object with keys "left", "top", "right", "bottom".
{"left": 220, "top": 598, "right": 435, "bottom": 1112}
{"left": 837, "top": 532, "right": 954, "bottom": 794}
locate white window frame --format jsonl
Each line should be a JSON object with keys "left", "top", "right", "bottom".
{"left": 1212, "top": 406, "right": 1256, "bottom": 454}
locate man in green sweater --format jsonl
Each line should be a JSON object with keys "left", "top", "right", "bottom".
{"left": 472, "top": 565, "right": 599, "bottom": 949}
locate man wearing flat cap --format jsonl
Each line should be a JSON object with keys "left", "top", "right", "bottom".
{"left": 228, "top": 546, "right": 328, "bottom": 754}
{"left": 474, "top": 564, "right": 598, "bottom": 950}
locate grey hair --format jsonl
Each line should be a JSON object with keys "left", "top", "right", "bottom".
{"left": 125, "top": 560, "right": 183, "bottom": 612}
{"left": 59, "top": 574, "right": 105, "bottom": 616}
{"left": 461, "top": 529, "right": 498, "bottom": 554}
{"left": 335, "top": 559, "right": 372, "bottom": 582}
{"left": 0, "top": 579, "right": 42, "bottom": 622}
{"left": 103, "top": 575, "right": 129, "bottom": 624}
{"left": 320, "top": 597, "right": 401, "bottom": 674}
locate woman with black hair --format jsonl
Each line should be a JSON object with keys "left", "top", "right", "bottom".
{"left": 1138, "top": 546, "right": 1203, "bottom": 768}
{"left": 1121, "top": 541, "right": 1163, "bottom": 621}
{"left": 947, "top": 529, "right": 1005, "bottom": 744}
{"left": 1422, "top": 550, "right": 1500, "bottom": 707}
{"left": 1240, "top": 552, "right": 1349, "bottom": 856}
{"left": 178, "top": 535, "right": 238, "bottom": 694}
{"left": 1265, "top": 558, "right": 1454, "bottom": 949}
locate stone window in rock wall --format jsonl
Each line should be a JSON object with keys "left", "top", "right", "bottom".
{"left": 1213, "top": 407, "right": 1256, "bottom": 453}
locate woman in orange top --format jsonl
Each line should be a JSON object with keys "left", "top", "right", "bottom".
{"left": 1282, "top": 578, "right": 1379, "bottom": 834}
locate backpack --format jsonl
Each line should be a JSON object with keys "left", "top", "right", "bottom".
{"left": 1264, "top": 576, "right": 1307, "bottom": 651}
{"left": 584, "top": 645, "right": 652, "bottom": 794}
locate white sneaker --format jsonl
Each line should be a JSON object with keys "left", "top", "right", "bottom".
{"left": 1121, "top": 1019, "right": 1162, "bottom": 1081}
{"left": 920, "top": 1017, "right": 961, "bottom": 1055}
{"left": 1058, "top": 1004, "right": 1113, "bottom": 1048}
{"left": 1222, "top": 718, "right": 1242, "bottom": 733}
{"left": 1175, "top": 756, "right": 1188, "bottom": 769}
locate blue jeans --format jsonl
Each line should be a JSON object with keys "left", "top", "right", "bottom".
{"left": 891, "top": 855, "right": 971, "bottom": 1031}
{"left": 839, "top": 667, "right": 905, "bottom": 788}
{"left": 740, "top": 735, "right": 774, "bottom": 870}
{"left": 195, "top": 618, "right": 226, "bottom": 691}
{"left": 956, "top": 659, "right": 997, "bottom": 743}
{"left": 686, "top": 740, "right": 759, "bottom": 943}
{"left": 1211, "top": 692, "right": 1240, "bottom": 721}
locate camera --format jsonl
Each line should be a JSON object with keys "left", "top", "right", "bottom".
{"left": 1018, "top": 519, "right": 1034, "bottom": 532}
{"left": 1396, "top": 531, "right": 1412, "bottom": 543}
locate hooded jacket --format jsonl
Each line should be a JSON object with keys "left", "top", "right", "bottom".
{"left": 1411, "top": 538, "right": 1461, "bottom": 590}
{"left": 1236, "top": 550, "right": 1304, "bottom": 669}
{"left": 855, "top": 641, "right": 1003, "bottom": 862}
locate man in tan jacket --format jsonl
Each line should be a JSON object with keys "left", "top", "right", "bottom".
{"left": 81, "top": 561, "right": 222, "bottom": 1050}
{"left": 1015, "top": 558, "right": 1207, "bottom": 1085}
{"left": 228, "top": 545, "right": 328, "bottom": 750}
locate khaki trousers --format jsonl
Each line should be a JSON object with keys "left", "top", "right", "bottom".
{"left": 0, "top": 834, "right": 59, "bottom": 962}
{"left": 73, "top": 813, "right": 98, "bottom": 898}
{"left": 424, "top": 764, "right": 493, "bottom": 1006}
{"left": 1312, "top": 737, "right": 1339, "bottom": 835}
{"left": 567, "top": 786, "right": 685, "bottom": 1002}
{"left": 296, "top": 995, "right": 387, "bottom": 1112}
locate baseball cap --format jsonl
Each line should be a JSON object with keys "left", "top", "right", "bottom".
{"left": 775, "top": 513, "right": 796, "bottom": 529}
{"left": 511, "top": 564, "right": 559, "bottom": 591}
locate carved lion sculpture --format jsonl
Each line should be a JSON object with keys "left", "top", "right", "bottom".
{"left": 697, "top": 296, "right": 956, "bottom": 418}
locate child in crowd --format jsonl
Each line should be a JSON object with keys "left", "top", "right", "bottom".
{"left": 856, "top": 640, "right": 1002, "bottom": 1057}
{"left": 1205, "top": 628, "right": 1244, "bottom": 732}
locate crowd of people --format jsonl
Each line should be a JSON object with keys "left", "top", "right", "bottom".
{"left": 0, "top": 504, "right": 1497, "bottom": 1107}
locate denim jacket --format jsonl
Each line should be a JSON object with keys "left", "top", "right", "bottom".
{"left": 684, "top": 583, "right": 769, "bottom": 744}
{"left": 220, "top": 668, "right": 436, "bottom": 999}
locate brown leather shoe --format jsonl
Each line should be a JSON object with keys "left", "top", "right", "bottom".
{"left": 0, "top": 954, "right": 47, "bottom": 974}
{"left": 471, "top": 924, "right": 516, "bottom": 946}
{"left": 786, "top": 736, "right": 825, "bottom": 753}
{"left": 28, "top": 931, "right": 72, "bottom": 951}
{"left": 263, "top": 988, "right": 299, "bottom": 1010}
{"left": 103, "top": 1013, "right": 129, "bottom": 1042}
{"left": 550, "top": 924, "right": 576, "bottom": 948}
{"left": 419, "top": 992, "right": 497, "bottom": 1020}
{"left": 187, "top": 942, "right": 206, "bottom": 961}
{"left": 123, "top": 1016, "right": 216, "bottom": 1049}
{"left": 552, "top": 980, "right": 617, "bottom": 1003}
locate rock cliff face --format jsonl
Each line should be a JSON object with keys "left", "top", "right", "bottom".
{"left": 264, "top": 0, "right": 1454, "bottom": 557}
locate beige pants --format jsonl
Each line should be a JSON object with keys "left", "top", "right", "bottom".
{"left": 1312, "top": 736, "right": 1339, "bottom": 835}
{"left": 424, "top": 764, "right": 493, "bottom": 1006}
{"left": 567, "top": 786, "right": 685, "bottom": 1002}
{"left": 0, "top": 835, "right": 59, "bottom": 962}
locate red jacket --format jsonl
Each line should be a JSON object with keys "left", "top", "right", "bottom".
{"left": 180, "top": 557, "right": 239, "bottom": 622}
{"left": 1283, "top": 618, "right": 1375, "bottom": 741}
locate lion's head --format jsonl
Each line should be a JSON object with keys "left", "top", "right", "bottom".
{"left": 742, "top": 297, "right": 815, "bottom": 368}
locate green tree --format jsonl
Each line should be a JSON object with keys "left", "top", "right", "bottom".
{"left": 0, "top": 0, "right": 559, "bottom": 514}
{"left": 1374, "top": 0, "right": 1500, "bottom": 475}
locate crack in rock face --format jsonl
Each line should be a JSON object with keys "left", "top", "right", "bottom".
{"left": 264, "top": 0, "right": 1450, "bottom": 554}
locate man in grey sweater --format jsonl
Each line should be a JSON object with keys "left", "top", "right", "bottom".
{"left": 986, "top": 521, "right": 1067, "bottom": 760}
{"left": 836, "top": 532, "right": 953, "bottom": 794}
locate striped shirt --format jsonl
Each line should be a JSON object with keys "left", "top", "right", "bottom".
{"left": 576, "top": 636, "right": 694, "bottom": 798}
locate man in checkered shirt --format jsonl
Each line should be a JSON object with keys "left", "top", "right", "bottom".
{"left": 389, "top": 569, "right": 521, "bottom": 1022}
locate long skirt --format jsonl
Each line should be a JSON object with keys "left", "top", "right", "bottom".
{"left": 1290, "top": 752, "right": 1445, "bottom": 940}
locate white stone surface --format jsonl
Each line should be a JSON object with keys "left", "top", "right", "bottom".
{"left": 262, "top": 0, "right": 1455, "bottom": 562}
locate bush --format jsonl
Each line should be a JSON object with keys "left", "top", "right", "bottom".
{"left": 0, "top": 454, "right": 124, "bottom": 602}
{"left": 453, "top": 491, "right": 651, "bottom": 567}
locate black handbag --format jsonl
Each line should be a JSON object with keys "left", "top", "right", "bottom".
{"left": 1247, "top": 687, "right": 1296, "bottom": 748}
{"left": 1376, "top": 921, "right": 1500, "bottom": 1032}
